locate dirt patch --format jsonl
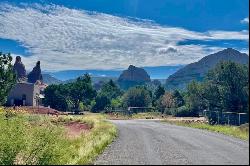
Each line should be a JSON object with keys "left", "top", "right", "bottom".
{"left": 11, "top": 106, "right": 63, "bottom": 115}
{"left": 64, "top": 121, "right": 92, "bottom": 139}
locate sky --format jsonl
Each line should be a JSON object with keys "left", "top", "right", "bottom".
{"left": 0, "top": 0, "right": 249, "bottom": 71}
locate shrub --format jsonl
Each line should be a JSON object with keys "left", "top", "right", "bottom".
{"left": 171, "top": 106, "right": 194, "bottom": 117}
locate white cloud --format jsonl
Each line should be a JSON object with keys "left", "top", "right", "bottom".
{"left": 0, "top": 3, "right": 249, "bottom": 71}
{"left": 241, "top": 17, "right": 249, "bottom": 24}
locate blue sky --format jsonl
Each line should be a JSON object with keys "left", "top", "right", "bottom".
{"left": 0, "top": 0, "right": 248, "bottom": 71}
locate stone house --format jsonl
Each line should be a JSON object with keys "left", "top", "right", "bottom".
{"left": 7, "top": 82, "right": 40, "bottom": 106}
{"left": 7, "top": 56, "right": 45, "bottom": 107}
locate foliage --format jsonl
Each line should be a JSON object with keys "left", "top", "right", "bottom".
{"left": 154, "top": 85, "right": 165, "bottom": 100}
{"left": 91, "top": 95, "right": 110, "bottom": 113}
{"left": 99, "top": 80, "right": 123, "bottom": 100}
{"left": 123, "top": 86, "right": 152, "bottom": 111}
{"left": 171, "top": 105, "right": 195, "bottom": 117}
{"left": 161, "top": 92, "right": 175, "bottom": 108}
{"left": 153, "top": 85, "right": 165, "bottom": 107}
{"left": 185, "top": 80, "right": 205, "bottom": 117}
{"left": 110, "top": 97, "right": 123, "bottom": 110}
{"left": 68, "top": 74, "right": 97, "bottom": 113}
{"left": 202, "top": 61, "right": 249, "bottom": 124}
{"left": 154, "top": 92, "right": 173, "bottom": 114}
{"left": 91, "top": 80, "right": 123, "bottom": 112}
{"left": 204, "top": 61, "right": 249, "bottom": 113}
{"left": 79, "top": 102, "right": 88, "bottom": 112}
{"left": 43, "top": 84, "right": 70, "bottom": 111}
{"left": 44, "top": 74, "right": 96, "bottom": 112}
{"left": 0, "top": 53, "right": 16, "bottom": 105}
{"left": 158, "top": 61, "right": 249, "bottom": 121}
{"left": 172, "top": 90, "right": 185, "bottom": 107}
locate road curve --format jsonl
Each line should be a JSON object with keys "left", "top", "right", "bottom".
{"left": 94, "top": 120, "right": 249, "bottom": 165}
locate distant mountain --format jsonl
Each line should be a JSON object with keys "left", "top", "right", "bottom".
{"left": 45, "top": 65, "right": 183, "bottom": 81}
{"left": 118, "top": 65, "right": 151, "bottom": 89}
{"left": 46, "top": 70, "right": 122, "bottom": 81}
{"left": 165, "top": 48, "right": 249, "bottom": 90}
{"left": 42, "top": 74, "right": 63, "bottom": 85}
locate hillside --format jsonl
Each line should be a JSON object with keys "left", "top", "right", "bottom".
{"left": 165, "top": 48, "right": 249, "bottom": 90}
{"left": 42, "top": 74, "right": 63, "bottom": 85}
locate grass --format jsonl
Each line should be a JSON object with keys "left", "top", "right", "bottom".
{"left": 67, "top": 114, "right": 117, "bottom": 165}
{"left": 131, "top": 112, "right": 163, "bottom": 119}
{"left": 0, "top": 109, "right": 117, "bottom": 165}
{"left": 163, "top": 119, "right": 249, "bottom": 140}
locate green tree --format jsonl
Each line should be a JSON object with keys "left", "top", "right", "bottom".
{"left": 91, "top": 80, "right": 122, "bottom": 113}
{"left": 110, "top": 97, "right": 123, "bottom": 110}
{"left": 172, "top": 90, "right": 184, "bottom": 107}
{"left": 123, "top": 86, "right": 152, "bottom": 111}
{"left": 68, "top": 74, "right": 96, "bottom": 113}
{"left": 0, "top": 53, "right": 16, "bottom": 105}
{"left": 152, "top": 85, "right": 165, "bottom": 108}
{"left": 43, "top": 84, "right": 70, "bottom": 111}
{"left": 154, "top": 85, "right": 165, "bottom": 100}
{"left": 91, "top": 95, "right": 110, "bottom": 113}
{"left": 185, "top": 80, "right": 205, "bottom": 116}
{"left": 99, "top": 80, "right": 122, "bottom": 100}
{"left": 204, "top": 61, "right": 249, "bottom": 113}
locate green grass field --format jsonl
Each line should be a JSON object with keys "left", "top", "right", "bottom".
{"left": 0, "top": 109, "right": 117, "bottom": 165}
{"left": 163, "top": 120, "right": 249, "bottom": 140}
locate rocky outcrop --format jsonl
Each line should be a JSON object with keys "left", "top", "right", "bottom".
{"left": 13, "top": 56, "right": 27, "bottom": 82}
{"left": 165, "top": 48, "right": 249, "bottom": 90}
{"left": 118, "top": 65, "right": 151, "bottom": 82}
{"left": 118, "top": 65, "right": 151, "bottom": 89}
{"left": 27, "top": 61, "right": 43, "bottom": 83}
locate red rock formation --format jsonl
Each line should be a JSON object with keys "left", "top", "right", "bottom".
{"left": 13, "top": 56, "right": 27, "bottom": 82}
{"left": 27, "top": 61, "right": 43, "bottom": 83}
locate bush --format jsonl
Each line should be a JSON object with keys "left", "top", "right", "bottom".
{"left": 164, "top": 108, "right": 175, "bottom": 115}
{"left": 171, "top": 106, "right": 195, "bottom": 117}
{"left": 91, "top": 95, "right": 110, "bottom": 113}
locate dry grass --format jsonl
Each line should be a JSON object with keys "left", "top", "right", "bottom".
{"left": 0, "top": 110, "right": 117, "bottom": 165}
{"left": 163, "top": 119, "right": 249, "bottom": 140}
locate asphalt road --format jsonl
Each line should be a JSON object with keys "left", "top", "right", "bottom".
{"left": 94, "top": 120, "right": 249, "bottom": 165}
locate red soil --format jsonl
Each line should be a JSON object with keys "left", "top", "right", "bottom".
{"left": 14, "top": 106, "right": 63, "bottom": 115}
{"left": 64, "top": 121, "right": 91, "bottom": 138}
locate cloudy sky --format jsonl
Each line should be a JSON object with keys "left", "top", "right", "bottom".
{"left": 0, "top": 0, "right": 249, "bottom": 71}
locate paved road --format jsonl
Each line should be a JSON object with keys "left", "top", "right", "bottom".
{"left": 95, "top": 120, "right": 249, "bottom": 165}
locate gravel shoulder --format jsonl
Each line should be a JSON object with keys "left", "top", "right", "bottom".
{"left": 94, "top": 120, "right": 249, "bottom": 165}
